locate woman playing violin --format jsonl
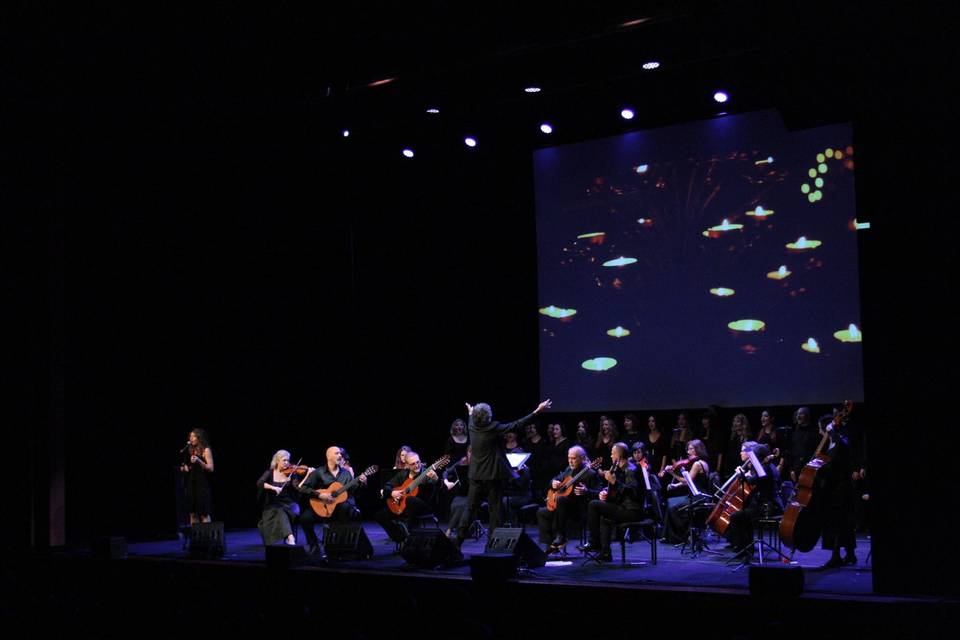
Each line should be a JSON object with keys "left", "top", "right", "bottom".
{"left": 662, "top": 439, "right": 711, "bottom": 543}
{"left": 255, "top": 450, "right": 302, "bottom": 546}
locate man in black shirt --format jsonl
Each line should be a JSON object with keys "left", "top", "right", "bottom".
{"left": 537, "top": 445, "right": 600, "bottom": 552}
{"left": 579, "top": 442, "right": 646, "bottom": 562}
{"left": 454, "top": 399, "right": 551, "bottom": 550}
{"left": 374, "top": 450, "right": 438, "bottom": 545}
{"left": 297, "top": 446, "right": 366, "bottom": 555}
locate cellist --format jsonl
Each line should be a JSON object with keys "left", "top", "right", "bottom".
{"left": 723, "top": 441, "right": 783, "bottom": 557}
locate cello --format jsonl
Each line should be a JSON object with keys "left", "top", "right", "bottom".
{"left": 779, "top": 401, "right": 852, "bottom": 552}
{"left": 706, "top": 459, "right": 754, "bottom": 536}
{"left": 707, "top": 448, "right": 777, "bottom": 535}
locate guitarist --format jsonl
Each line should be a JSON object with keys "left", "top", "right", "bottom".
{"left": 536, "top": 446, "right": 600, "bottom": 553}
{"left": 374, "top": 451, "right": 439, "bottom": 545}
{"left": 297, "top": 446, "right": 366, "bottom": 556}
{"left": 579, "top": 442, "right": 645, "bottom": 562}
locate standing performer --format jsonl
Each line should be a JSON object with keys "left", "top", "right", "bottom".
{"left": 454, "top": 399, "right": 552, "bottom": 550}
{"left": 180, "top": 428, "right": 214, "bottom": 524}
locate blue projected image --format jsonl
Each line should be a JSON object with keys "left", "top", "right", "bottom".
{"left": 535, "top": 110, "right": 864, "bottom": 412}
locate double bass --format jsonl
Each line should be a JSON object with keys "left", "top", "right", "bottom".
{"left": 779, "top": 401, "right": 852, "bottom": 552}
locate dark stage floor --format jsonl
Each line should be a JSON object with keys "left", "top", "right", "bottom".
{"left": 129, "top": 521, "right": 874, "bottom": 596}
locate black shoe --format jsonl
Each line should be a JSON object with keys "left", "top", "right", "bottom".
{"left": 843, "top": 552, "right": 857, "bottom": 566}
{"left": 577, "top": 542, "right": 600, "bottom": 553}
{"left": 598, "top": 551, "right": 613, "bottom": 562}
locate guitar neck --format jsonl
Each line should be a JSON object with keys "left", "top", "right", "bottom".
{"left": 405, "top": 466, "right": 436, "bottom": 493}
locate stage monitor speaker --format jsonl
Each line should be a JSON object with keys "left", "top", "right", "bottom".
{"left": 749, "top": 564, "right": 804, "bottom": 596}
{"left": 92, "top": 536, "right": 127, "bottom": 560}
{"left": 189, "top": 522, "right": 225, "bottom": 559}
{"left": 485, "top": 527, "right": 546, "bottom": 568}
{"left": 469, "top": 552, "right": 518, "bottom": 582}
{"left": 324, "top": 523, "right": 373, "bottom": 560}
{"left": 400, "top": 528, "right": 463, "bottom": 568}
{"left": 265, "top": 543, "right": 307, "bottom": 570}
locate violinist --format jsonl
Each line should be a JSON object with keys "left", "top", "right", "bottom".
{"left": 537, "top": 445, "right": 600, "bottom": 553}
{"left": 662, "top": 439, "right": 711, "bottom": 544}
{"left": 723, "top": 442, "right": 783, "bottom": 556}
{"left": 181, "top": 428, "right": 214, "bottom": 524}
{"left": 255, "top": 450, "right": 303, "bottom": 546}
{"left": 816, "top": 414, "right": 857, "bottom": 568}
{"left": 297, "top": 446, "right": 366, "bottom": 556}
{"left": 578, "top": 442, "right": 644, "bottom": 562}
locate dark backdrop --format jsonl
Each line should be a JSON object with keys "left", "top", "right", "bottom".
{"left": 7, "top": 3, "right": 958, "bottom": 597}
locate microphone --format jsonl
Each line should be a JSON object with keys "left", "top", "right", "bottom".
{"left": 179, "top": 442, "right": 191, "bottom": 453}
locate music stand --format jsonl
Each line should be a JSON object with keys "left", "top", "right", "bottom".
{"left": 727, "top": 451, "right": 791, "bottom": 571}
{"left": 677, "top": 470, "right": 721, "bottom": 558}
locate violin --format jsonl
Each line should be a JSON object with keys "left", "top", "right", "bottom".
{"left": 281, "top": 464, "right": 311, "bottom": 477}
{"left": 658, "top": 456, "right": 697, "bottom": 479}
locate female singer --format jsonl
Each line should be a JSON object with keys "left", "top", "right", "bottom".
{"left": 594, "top": 417, "right": 619, "bottom": 467}
{"left": 645, "top": 414, "right": 669, "bottom": 474}
{"left": 256, "top": 450, "right": 301, "bottom": 546}
{"left": 180, "top": 428, "right": 214, "bottom": 524}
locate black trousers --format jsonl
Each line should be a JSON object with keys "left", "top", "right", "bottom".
{"left": 299, "top": 501, "right": 359, "bottom": 548}
{"left": 374, "top": 496, "right": 432, "bottom": 543}
{"left": 585, "top": 499, "right": 642, "bottom": 552}
{"left": 457, "top": 479, "right": 503, "bottom": 543}
{"left": 537, "top": 495, "right": 585, "bottom": 545}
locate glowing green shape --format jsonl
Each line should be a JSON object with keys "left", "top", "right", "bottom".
{"left": 808, "top": 169, "right": 818, "bottom": 178}
{"left": 728, "top": 319, "right": 766, "bottom": 332}
{"left": 710, "top": 287, "right": 735, "bottom": 297}
{"left": 577, "top": 232, "right": 606, "bottom": 239}
{"left": 581, "top": 357, "right": 618, "bottom": 371}
{"left": 818, "top": 163, "right": 828, "bottom": 174}
{"left": 801, "top": 184, "right": 811, "bottom": 194}
{"left": 606, "top": 326, "right": 631, "bottom": 338}
{"left": 815, "top": 177, "right": 824, "bottom": 188}
{"left": 539, "top": 306, "right": 578, "bottom": 319}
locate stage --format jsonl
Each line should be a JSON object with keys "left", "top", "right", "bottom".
{"left": 9, "top": 522, "right": 958, "bottom": 637}
{"left": 130, "top": 522, "right": 875, "bottom": 596}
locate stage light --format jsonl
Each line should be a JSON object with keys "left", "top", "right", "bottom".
{"left": 642, "top": 61, "right": 660, "bottom": 70}
{"left": 621, "top": 108, "right": 635, "bottom": 120}
{"left": 426, "top": 108, "right": 440, "bottom": 114}
{"left": 402, "top": 148, "right": 415, "bottom": 158}
{"left": 342, "top": 130, "right": 350, "bottom": 138}
{"left": 464, "top": 137, "right": 477, "bottom": 148}
{"left": 540, "top": 123, "right": 553, "bottom": 134}
{"left": 524, "top": 86, "right": 542, "bottom": 93}
{"left": 713, "top": 91, "right": 729, "bottom": 103}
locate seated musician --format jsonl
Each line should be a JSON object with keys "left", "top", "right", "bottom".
{"left": 723, "top": 441, "right": 784, "bottom": 555}
{"left": 578, "top": 442, "right": 645, "bottom": 562}
{"left": 374, "top": 450, "right": 438, "bottom": 545}
{"left": 296, "top": 446, "right": 366, "bottom": 555}
{"left": 537, "top": 445, "right": 600, "bottom": 553}
{"left": 631, "top": 441, "right": 663, "bottom": 518}
{"left": 256, "top": 449, "right": 302, "bottom": 546}
{"left": 662, "top": 439, "right": 711, "bottom": 544}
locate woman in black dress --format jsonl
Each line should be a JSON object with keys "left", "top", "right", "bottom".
{"left": 256, "top": 450, "right": 301, "bottom": 546}
{"left": 181, "top": 428, "right": 214, "bottom": 524}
